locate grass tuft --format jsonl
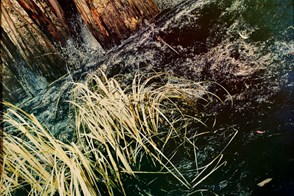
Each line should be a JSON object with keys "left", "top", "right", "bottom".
{"left": 1, "top": 70, "right": 234, "bottom": 195}
{"left": 1, "top": 102, "right": 98, "bottom": 195}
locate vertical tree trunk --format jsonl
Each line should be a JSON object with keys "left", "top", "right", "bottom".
{"left": 1, "top": 0, "right": 67, "bottom": 82}
{"left": 73, "top": 0, "right": 159, "bottom": 49}
{"left": 1, "top": 27, "right": 46, "bottom": 98}
{"left": 16, "top": 0, "right": 70, "bottom": 44}
{"left": 1, "top": 0, "right": 160, "bottom": 103}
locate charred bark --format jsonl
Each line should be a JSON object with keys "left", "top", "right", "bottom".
{"left": 56, "top": 0, "right": 84, "bottom": 43}
{"left": 16, "top": 0, "right": 70, "bottom": 44}
{"left": 1, "top": 0, "right": 160, "bottom": 103}
{"left": 1, "top": 0, "right": 67, "bottom": 82}
{"left": 15, "top": 0, "right": 159, "bottom": 49}
{"left": 73, "top": 0, "right": 159, "bottom": 49}
{"left": 1, "top": 27, "right": 43, "bottom": 98}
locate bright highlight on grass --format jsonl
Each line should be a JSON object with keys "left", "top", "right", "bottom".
{"left": 1, "top": 70, "right": 235, "bottom": 195}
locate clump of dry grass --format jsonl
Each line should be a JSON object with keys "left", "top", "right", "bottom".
{"left": 1, "top": 70, "right": 235, "bottom": 195}
{"left": 1, "top": 102, "right": 98, "bottom": 195}
{"left": 71, "top": 70, "right": 231, "bottom": 193}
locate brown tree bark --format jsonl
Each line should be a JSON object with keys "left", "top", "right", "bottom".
{"left": 16, "top": 0, "right": 71, "bottom": 44}
{"left": 73, "top": 0, "right": 159, "bottom": 49}
{"left": 1, "top": 0, "right": 67, "bottom": 81}
{"left": 1, "top": 0, "right": 160, "bottom": 103}
{"left": 1, "top": 27, "right": 41, "bottom": 97}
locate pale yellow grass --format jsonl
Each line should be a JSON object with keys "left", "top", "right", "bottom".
{"left": 1, "top": 70, "right": 234, "bottom": 195}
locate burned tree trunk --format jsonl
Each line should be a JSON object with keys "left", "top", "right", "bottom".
{"left": 1, "top": 0, "right": 160, "bottom": 103}
{"left": 1, "top": 0, "right": 67, "bottom": 81}
{"left": 16, "top": 0, "right": 71, "bottom": 44}
{"left": 15, "top": 0, "right": 159, "bottom": 49}
{"left": 73, "top": 0, "right": 159, "bottom": 49}
{"left": 1, "top": 27, "right": 46, "bottom": 100}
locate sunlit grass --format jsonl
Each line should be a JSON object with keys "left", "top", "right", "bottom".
{"left": 1, "top": 70, "right": 235, "bottom": 195}
{"left": 1, "top": 102, "right": 98, "bottom": 196}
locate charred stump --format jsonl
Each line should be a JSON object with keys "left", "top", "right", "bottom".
{"left": 16, "top": 0, "right": 73, "bottom": 44}
{"left": 73, "top": 0, "right": 159, "bottom": 49}
{"left": 1, "top": 0, "right": 160, "bottom": 103}
{"left": 1, "top": 27, "right": 44, "bottom": 99}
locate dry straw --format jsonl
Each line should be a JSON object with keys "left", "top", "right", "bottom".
{"left": 1, "top": 70, "right": 234, "bottom": 195}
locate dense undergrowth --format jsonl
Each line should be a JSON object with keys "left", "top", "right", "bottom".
{"left": 1, "top": 70, "right": 235, "bottom": 195}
